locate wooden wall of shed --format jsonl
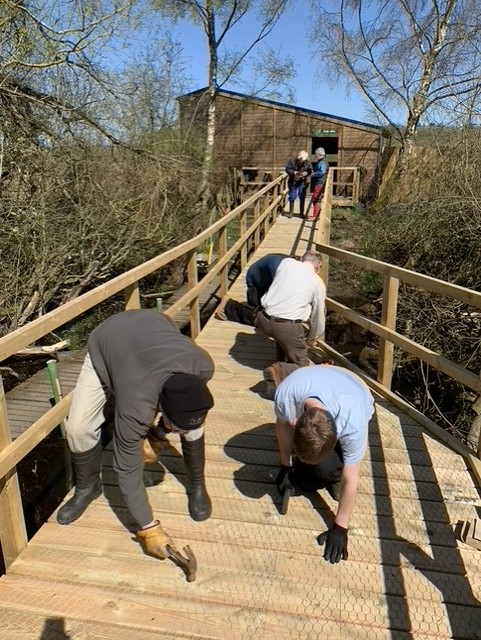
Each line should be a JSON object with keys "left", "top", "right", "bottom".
{"left": 178, "top": 92, "right": 383, "bottom": 199}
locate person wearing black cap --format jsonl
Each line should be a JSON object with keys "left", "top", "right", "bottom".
{"left": 57, "top": 309, "right": 215, "bottom": 560}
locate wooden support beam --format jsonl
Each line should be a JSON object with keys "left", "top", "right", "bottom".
{"left": 0, "top": 375, "right": 27, "bottom": 569}
{"left": 377, "top": 275, "right": 399, "bottom": 389}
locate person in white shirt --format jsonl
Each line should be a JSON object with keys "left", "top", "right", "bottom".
{"left": 255, "top": 250, "right": 326, "bottom": 391}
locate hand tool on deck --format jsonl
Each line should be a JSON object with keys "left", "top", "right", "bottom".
{"left": 276, "top": 465, "right": 294, "bottom": 515}
{"left": 280, "top": 485, "right": 293, "bottom": 515}
{"left": 165, "top": 544, "right": 197, "bottom": 582}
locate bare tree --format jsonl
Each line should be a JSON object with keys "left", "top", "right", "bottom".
{"left": 154, "top": 0, "right": 293, "bottom": 206}
{"left": 113, "top": 32, "right": 192, "bottom": 142}
{"left": 312, "top": 0, "right": 481, "bottom": 182}
{"left": 0, "top": 0, "right": 133, "bottom": 145}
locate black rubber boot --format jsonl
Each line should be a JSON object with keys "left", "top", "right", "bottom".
{"left": 288, "top": 201, "right": 295, "bottom": 218}
{"left": 57, "top": 441, "right": 102, "bottom": 525}
{"left": 299, "top": 196, "right": 306, "bottom": 218}
{"left": 181, "top": 434, "right": 212, "bottom": 521}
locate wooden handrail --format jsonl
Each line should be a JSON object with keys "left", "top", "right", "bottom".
{"left": 0, "top": 174, "right": 287, "bottom": 565}
{"left": 2, "top": 165, "right": 481, "bottom": 565}
{"left": 0, "top": 175, "right": 286, "bottom": 362}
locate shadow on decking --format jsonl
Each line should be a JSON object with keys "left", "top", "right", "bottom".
{"left": 369, "top": 408, "right": 481, "bottom": 637}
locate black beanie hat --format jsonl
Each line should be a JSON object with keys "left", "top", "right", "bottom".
{"left": 160, "top": 373, "right": 214, "bottom": 430}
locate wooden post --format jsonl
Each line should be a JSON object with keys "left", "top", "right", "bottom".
{"left": 254, "top": 198, "right": 261, "bottom": 249}
{"left": 187, "top": 250, "right": 200, "bottom": 339}
{"left": 377, "top": 275, "right": 399, "bottom": 389}
{"left": 218, "top": 226, "right": 229, "bottom": 299}
{"left": 318, "top": 170, "right": 332, "bottom": 288}
{"left": 124, "top": 283, "right": 141, "bottom": 310}
{"left": 0, "top": 374, "right": 28, "bottom": 569}
{"left": 240, "top": 209, "right": 247, "bottom": 271}
{"left": 353, "top": 167, "right": 360, "bottom": 206}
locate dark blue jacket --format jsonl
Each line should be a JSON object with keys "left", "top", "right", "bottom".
{"left": 311, "top": 158, "right": 329, "bottom": 186}
{"left": 246, "top": 254, "right": 288, "bottom": 305}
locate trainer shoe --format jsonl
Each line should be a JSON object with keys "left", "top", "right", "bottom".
{"left": 263, "top": 363, "right": 283, "bottom": 399}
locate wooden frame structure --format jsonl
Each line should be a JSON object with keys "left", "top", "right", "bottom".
{"left": 1, "top": 168, "right": 481, "bottom": 573}
{"left": 0, "top": 176, "right": 286, "bottom": 569}
{"left": 235, "top": 166, "right": 361, "bottom": 208}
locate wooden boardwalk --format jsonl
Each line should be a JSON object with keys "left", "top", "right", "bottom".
{"left": 1, "top": 213, "right": 481, "bottom": 639}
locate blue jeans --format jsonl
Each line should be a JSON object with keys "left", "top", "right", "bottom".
{"left": 288, "top": 181, "right": 307, "bottom": 203}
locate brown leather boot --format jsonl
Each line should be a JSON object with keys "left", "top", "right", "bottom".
{"left": 263, "top": 363, "right": 283, "bottom": 399}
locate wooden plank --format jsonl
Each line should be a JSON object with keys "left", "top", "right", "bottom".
{"left": 325, "top": 297, "right": 480, "bottom": 392}
{"left": 319, "top": 243, "right": 481, "bottom": 309}
{"left": 19, "top": 523, "right": 481, "bottom": 605}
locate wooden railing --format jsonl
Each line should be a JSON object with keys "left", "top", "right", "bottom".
{"left": 330, "top": 166, "right": 360, "bottom": 206}
{"left": 2, "top": 168, "right": 481, "bottom": 568}
{"left": 315, "top": 169, "right": 481, "bottom": 483}
{"left": 0, "top": 175, "right": 287, "bottom": 568}
{"left": 235, "top": 165, "right": 360, "bottom": 207}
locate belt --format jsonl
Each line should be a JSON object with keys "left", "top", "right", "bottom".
{"left": 262, "top": 310, "right": 303, "bottom": 324}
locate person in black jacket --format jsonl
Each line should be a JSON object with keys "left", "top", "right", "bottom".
{"left": 285, "top": 150, "right": 312, "bottom": 218}
{"left": 215, "top": 253, "right": 288, "bottom": 325}
{"left": 57, "top": 310, "right": 214, "bottom": 561}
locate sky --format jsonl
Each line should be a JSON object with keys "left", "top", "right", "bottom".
{"left": 156, "top": 3, "right": 375, "bottom": 125}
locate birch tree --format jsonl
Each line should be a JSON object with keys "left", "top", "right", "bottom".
{"left": 155, "top": 0, "right": 292, "bottom": 206}
{"left": 312, "top": 0, "right": 481, "bottom": 181}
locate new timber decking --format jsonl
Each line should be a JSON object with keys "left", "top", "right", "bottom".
{"left": 1, "top": 214, "right": 481, "bottom": 639}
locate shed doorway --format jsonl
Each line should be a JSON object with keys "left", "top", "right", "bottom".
{"left": 311, "top": 135, "right": 339, "bottom": 193}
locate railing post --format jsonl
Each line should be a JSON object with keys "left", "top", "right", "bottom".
{"left": 187, "top": 250, "right": 200, "bottom": 339}
{"left": 124, "top": 283, "right": 141, "bottom": 310}
{"left": 218, "top": 226, "right": 229, "bottom": 299}
{"left": 240, "top": 209, "right": 248, "bottom": 271}
{"left": 378, "top": 274, "right": 399, "bottom": 389}
{"left": 0, "top": 374, "right": 28, "bottom": 569}
{"left": 318, "top": 170, "right": 333, "bottom": 288}
{"left": 354, "top": 167, "right": 360, "bottom": 206}
{"left": 254, "top": 198, "right": 261, "bottom": 250}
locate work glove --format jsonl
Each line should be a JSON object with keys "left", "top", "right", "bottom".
{"left": 136, "top": 520, "right": 174, "bottom": 560}
{"left": 317, "top": 524, "right": 349, "bottom": 564}
{"left": 141, "top": 425, "right": 165, "bottom": 464}
{"left": 276, "top": 465, "right": 294, "bottom": 496}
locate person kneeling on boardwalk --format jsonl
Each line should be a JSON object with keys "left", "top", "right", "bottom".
{"left": 272, "top": 363, "right": 374, "bottom": 564}
{"left": 57, "top": 309, "right": 214, "bottom": 560}
{"left": 256, "top": 250, "right": 326, "bottom": 382}
{"left": 215, "top": 253, "right": 288, "bottom": 326}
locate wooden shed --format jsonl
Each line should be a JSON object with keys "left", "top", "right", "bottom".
{"left": 177, "top": 88, "right": 387, "bottom": 200}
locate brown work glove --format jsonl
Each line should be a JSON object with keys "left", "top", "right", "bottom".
{"left": 142, "top": 437, "right": 163, "bottom": 464}
{"left": 141, "top": 425, "right": 165, "bottom": 464}
{"left": 136, "top": 520, "right": 174, "bottom": 560}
